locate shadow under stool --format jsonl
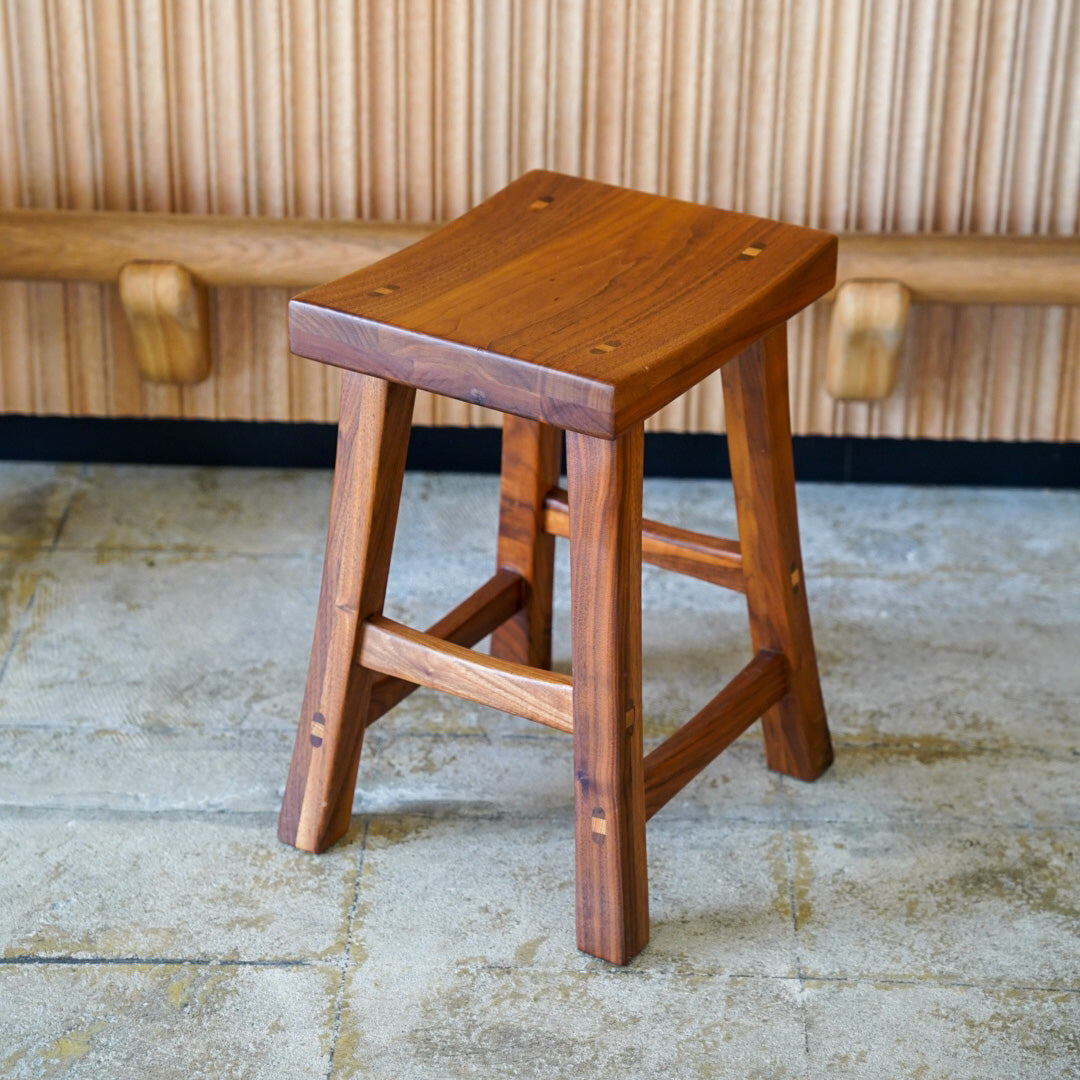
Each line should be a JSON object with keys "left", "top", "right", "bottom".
{"left": 278, "top": 169, "right": 836, "bottom": 965}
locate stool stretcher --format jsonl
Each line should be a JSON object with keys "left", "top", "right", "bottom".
{"left": 359, "top": 615, "right": 575, "bottom": 733}
{"left": 643, "top": 649, "right": 790, "bottom": 820}
{"left": 542, "top": 488, "right": 744, "bottom": 592}
{"left": 366, "top": 569, "right": 525, "bottom": 724}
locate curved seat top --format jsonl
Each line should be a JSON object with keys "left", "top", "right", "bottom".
{"left": 289, "top": 170, "right": 836, "bottom": 438}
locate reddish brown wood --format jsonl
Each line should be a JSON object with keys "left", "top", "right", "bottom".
{"left": 278, "top": 372, "right": 415, "bottom": 852}
{"left": 490, "top": 417, "right": 563, "bottom": 667}
{"left": 721, "top": 328, "right": 834, "bottom": 780}
{"left": 643, "top": 650, "right": 790, "bottom": 820}
{"left": 636, "top": 520, "right": 744, "bottom": 591}
{"left": 367, "top": 568, "right": 525, "bottom": 723}
{"left": 358, "top": 616, "right": 574, "bottom": 733}
{"left": 289, "top": 170, "right": 837, "bottom": 437}
{"left": 567, "top": 426, "right": 649, "bottom": 965}
{"left": 276, "top": 172, "right": 838, "bottom": 961}
{"left": 543, "top": 488, "right": 744, "bottom": 591}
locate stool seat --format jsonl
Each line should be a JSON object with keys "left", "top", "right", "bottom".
{"left": 289, "top": 170, "right": 836, "bottom": 437}
{"left": 279, "top": 170, "right": 836, "bottom": 965}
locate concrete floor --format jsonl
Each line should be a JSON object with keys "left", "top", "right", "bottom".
{"left": 0, "top": 462, "right": 1077, "bottom": 1078}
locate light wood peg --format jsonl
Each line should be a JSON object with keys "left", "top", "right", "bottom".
{"left": 118, "top": 261, "right": 211, "bottom": 384}
{"left": 825, "top": 279, "right": 911, "bottom": 400}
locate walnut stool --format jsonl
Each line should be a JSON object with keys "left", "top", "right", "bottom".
{"left": 278, "top": 170, "right": 835, "bottom": 965}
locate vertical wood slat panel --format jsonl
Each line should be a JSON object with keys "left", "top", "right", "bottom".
{"left": 0, "top": 0, "right": 1076, "bottom": 439}
{"left": 1061, "top": 311, "right": 1080, "bottom": 439}
{"left": 0, "top": 4, "right": 33, "bottom": 412}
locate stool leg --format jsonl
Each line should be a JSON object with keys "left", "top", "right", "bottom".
{"left": 490, "top": 416, "right": 562, "bottom": 668}
{"left": 278, "top": 372, "right": 415, "bottom": 852}
{"left": 722, "top": 325, "right": 834, "bottom": 780}
{"left": 566, "top": 426, "right": 649, "bottom": 964}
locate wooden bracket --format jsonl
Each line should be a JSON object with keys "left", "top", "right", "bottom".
{"left": 825, "top": 279, "right": 911, "bottom": 400}
{"left": 118, "top": 260, "right": 211, "bottom": 384}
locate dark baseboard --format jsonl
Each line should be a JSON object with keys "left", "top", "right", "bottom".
{"left": 0, "top": 416, "right": 1077, "bottom": 487}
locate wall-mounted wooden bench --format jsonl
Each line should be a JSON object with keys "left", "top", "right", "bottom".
{"left": 1, "top": 208, "right": 1077, "bottom": 400}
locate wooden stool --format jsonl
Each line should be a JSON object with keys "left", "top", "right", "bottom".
{"left": 278, "top": 170, "right": 835, "bottom": 965}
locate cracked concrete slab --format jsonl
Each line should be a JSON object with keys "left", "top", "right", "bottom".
{"left": 0, "top": 550, "right": 317, "bottom": 731}
{"left": 790, "top": 822, "right": 1080, "bottom": 987}
{"left": 782, "top": 744, "right": 1080, "bottom": 828}
{"left": 0, "top": 811, "right": 357, "bottom": 962}
{"left": 0, "top": 961, "right": 337, "bottom": 1080}
{"left": 351, "top": 814, "right": 800, "bottom": 978}
{"left": 362, "top": 730, "right": 785, "bottom": 823}
{"left": 801, "top": 980, "right": 1080, "bottom": 1079}
{"left": 56, "top": 465, "right": 334, "bottom": 557}
{"left": 1, "top": 462, "right": 1077, "bottom": 1078}
{"left": 0, "top": 726, "right": 295, "bottom": 812}
{"left": 0, "top": 464, "right": 81, "bottom": 550}
{"left": 334, "top": 967, "right": 810, "bottom": 1080}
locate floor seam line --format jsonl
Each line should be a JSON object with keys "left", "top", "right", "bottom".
{"left": 0, "top": 575, "right": 43, "bottom": 688}
{"left": 50, "top": 544, "right": 317, "bottom": 561}
{"left": 326, "top": 820, "right": 368, "bottom": 1079}
{"left": 777, "top": 780, "right": 812, "bottom": 1065}
{"left": 8, "top": 804, "right": 1080, "bottom": 834}
{"left": 0, "top": 478, "right": 75, "bottom": 683}
{"left": 794, "top": 973, "right": 1080, "bottom": 994}
{"left": 49, "top": 483, "right": 79, "bottom": 550}
{"left": 390, "top": 963, "right": 1080, "bottom": 994}
{"left": 0, "top": 956, "right": 318, "bottom": 967}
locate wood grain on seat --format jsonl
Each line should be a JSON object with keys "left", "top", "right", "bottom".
{"left": 289, "top": 170, "right": 836, "bottom": 438}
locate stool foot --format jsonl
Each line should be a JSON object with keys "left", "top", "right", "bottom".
{"left": 723, "top": 327, "right": 833, "bottom": 781}
{"left": 567, "top": 427, "right": 649, "bottom": 965}
{"left": 278, "top": 373, "right": 415, "bottom": 852}
{"left": 490, "top": 416, "right": 562, "bottom": 669}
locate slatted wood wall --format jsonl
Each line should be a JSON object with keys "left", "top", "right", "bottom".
{"left": 1, "top": 0, "right": 1078, "bottom": 438}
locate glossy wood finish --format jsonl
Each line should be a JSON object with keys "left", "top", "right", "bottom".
{"left": 829, "top": 235, "right": 1080, "bottom": 306}
{"left": 643, "top": 650, "right": 790, "bottom": 820}
{"left": 490, "top": 417, "right": 563, "bottom": 667}
{"left": 359, "top": 616, "right": 574, "bottom": 734}
{"left": 278, "top": 372, "right": 414, "bottom": 852}
{"left": 0, "top": 208, "right": 433, "bottom": 289}
{"left": 567, "top": 426, "right": 649, "bottom": 965}
{"left": 276, "top": 172, "right": 836, "bottom": 962}
{"left": 722, "top": 328, "right": 834, "bottom": 781}
{"left": 289, "top": 170, "right": 837, "bottom": 438}
{"left": 543, "top": 488, "right": 744, "bottom": 592}
{"left": 367, "top": 569, "right": 525, "bottom": 724}
{"left": 6, "top": 209, "right": 1080, "bottom": 431}
{"left": 5, "top": 207, "right": 1077, "bottom": 306}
